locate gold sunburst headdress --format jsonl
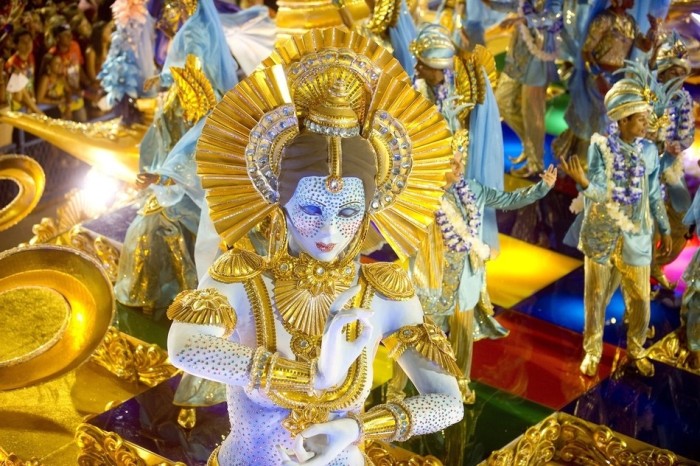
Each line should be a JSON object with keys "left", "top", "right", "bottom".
{"left": 196, "top": 28, "right": 453, "bottom": 262}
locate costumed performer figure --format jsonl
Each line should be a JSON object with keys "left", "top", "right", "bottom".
{"left": 114, "top": 0, "right": 238, "bottom": 312}
{"left": 560, "top": 63, "right": 672, "bottom": 378}
{"left": 167, "top": 28, "right": 464, "bottom": 466}
{"left": 552, "top": 0, "right": 659, "bottom": 165}
{"left": 492, "top": 0, "right": 565, "bottom": 178}
{"left": 680, "top": 191, "right": 700, "bottom": 371}
{"left": 429, "top": 137, "right": 557, "bottom": 402}
{"left": 406, "top": 23, "right": 557, "bottom": 402}
{"left": 649, "top": 33, "right": 695, "bottom": 290}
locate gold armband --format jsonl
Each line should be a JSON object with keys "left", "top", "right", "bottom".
{"left": 348, "top": 401, "right": 413, "bottom": 443}
{"left": 382, "top": 319, "right": 462, "bottom": 378}
{"left": 167, "top": 288, "right": 237, "bottom": 337}
{"left": 247, "top": 347, "right": 315, "bottom": 394}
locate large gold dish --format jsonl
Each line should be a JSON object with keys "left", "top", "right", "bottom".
{"left": 0, "top": 245, "right": 115, "bottom": 391}
{"left": 0, "top": 155, "right": 45, "bottom": 232}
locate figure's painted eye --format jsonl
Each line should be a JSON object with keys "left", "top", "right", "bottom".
{"left": 300, "top": 204, "right": 323, "bottom": 216}
{"left": 338, "top": 206, "right": 361, "bottom": 218}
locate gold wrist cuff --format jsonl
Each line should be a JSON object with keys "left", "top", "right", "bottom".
{"left": 248, "top": 349, "right": 317, "bottom": 395}
{"left": 357, "top": 402, "right": 413, "bottom": 442}
{"left": 265, "top": 356, "right": 314, "bottom": 394}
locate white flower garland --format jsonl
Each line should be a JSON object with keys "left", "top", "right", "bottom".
{"left": 517, "top": 0, "right": 558, "bottom": 62}
{"left": 592, "top": 133, "right": 641, "bottom": 234}
{"left": 661, "top": 156, "right": 684, "bottom": 186}
{"left": 438, "top": 196, "right": 491, "bottom": 261}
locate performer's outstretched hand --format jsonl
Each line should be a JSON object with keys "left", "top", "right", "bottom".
{"left": 539, "top": 164, "right": 557, "bottom": 187}
{"left": 316, "top": 286, "right": 374, "bottom": 390}
{"left": 560, "top": 156, "right": 590, "bottom": 189}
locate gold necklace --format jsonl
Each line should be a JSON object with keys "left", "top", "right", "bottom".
{"left": 269, "top": 217, "right": 369, "bottom": 360}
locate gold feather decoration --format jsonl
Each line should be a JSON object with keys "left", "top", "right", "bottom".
{"left": 170, "top": 54, "right": 218, "bottom": 124}
{"left": 366, "top": 0, "right": 401, "bottom": 34}
{"left": 453, "top": 45, "right": 498, "bottom": 122}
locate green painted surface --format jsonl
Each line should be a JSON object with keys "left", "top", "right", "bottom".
{"left": 391, "top": 380, "right": 554, "bottom": 465}
{"left": 116, "top": 302, "right": 171, "bottom": 349}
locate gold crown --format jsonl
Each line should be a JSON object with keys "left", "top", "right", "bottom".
{"left": 305, "top": 79, "right": 361, "bottom": 137}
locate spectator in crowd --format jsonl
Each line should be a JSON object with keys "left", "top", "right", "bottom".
{"left": 4, "top": 28, "right": 43, "bottom": 114}
{"left": 36, "top": 53, "right": 83, "bottom": 120}
{"left": 48, "top": 23, "right": 86, "bottom": 121}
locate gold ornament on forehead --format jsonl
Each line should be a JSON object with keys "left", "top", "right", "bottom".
{"left": 304, "top": 78, "right": 361, "bottom": 193}
{"left": 196, "top": 28, "right": 453, "bottom": 262}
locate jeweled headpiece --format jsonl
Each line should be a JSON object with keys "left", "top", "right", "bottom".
{"left": 409, "top": 24, "right": 455, "bottom": 70}
{"left": 655, "top": 32, "right": 690, "bottom": 76}
{"left": 196, "top": 28, "right": 453, "bottom": 261}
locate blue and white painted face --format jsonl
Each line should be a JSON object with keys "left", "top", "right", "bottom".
{"left": 284, "top": 176, "right": 365, "bottom": 262}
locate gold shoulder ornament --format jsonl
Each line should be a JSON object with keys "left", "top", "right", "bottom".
{"left": 167, "top": 288, "right": 237, "bottom": 337}
{"left": 382, "top": 318, "right": 462, "bottom": 377}
{"left": 209, "top": 248, "right": 266, "bottom": 283}
{"left": 361, "top": 262, "right": 414, "bottom": 300}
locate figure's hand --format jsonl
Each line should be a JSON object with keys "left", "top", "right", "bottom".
{"left": 316, "top": 286, "right": 374, "bottom": 390}
{"left": 665, "top": 141, "right": 682, "bottom": 156}
{"left": 539, "top": 164, "right": 557, "bottom": 188}
{"left": 560, "top": 156, "right": 589, "bottom": 189}
{"left": 279, "top": 418, "right": 360, "bottom": 466}
{"left": 658, "top": 234, "right": 672, "bottom": 257}
{"left": 136, "top": 172, "right": 160, "bottom": 189}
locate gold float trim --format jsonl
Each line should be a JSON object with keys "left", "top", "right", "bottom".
{"left": 486, "top": 412, "right": 693, "bottom": 465}
{"left": 0, "top": 448, "right": 42, "bottom": 466}
{"left": 0, "top": 155, "right": 45, "bottom": 232}
{"left": 90, "top": 327, "right": 179, "bottom": 387}
{"left": 648, "top": 328, "right": 700, "bottom": 376}
{"left": 75, "top": 424, "right": 186, "bottom": 466}
{"left": 365, "top": 440, "right": 443, "bottom": 465}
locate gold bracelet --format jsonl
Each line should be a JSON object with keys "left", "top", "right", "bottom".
{"left": 387, "top": 399, "right": 413, "bottom": 441}
{"left": 357, "top": 405, "right": 398, "bottom": 442}
{"left": 353, "top": 401, "right": 414, "bottom": 443}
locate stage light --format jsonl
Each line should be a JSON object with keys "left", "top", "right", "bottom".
{"left": 81, "top": 168, "right": 120, "bottom": 213}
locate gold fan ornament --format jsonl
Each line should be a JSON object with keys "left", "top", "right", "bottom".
{"left": 196, "top": 28, "right": 453, "bottom": 262}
